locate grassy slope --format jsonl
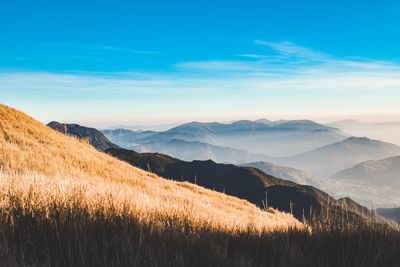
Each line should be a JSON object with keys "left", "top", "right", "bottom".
{"left": 0, "top": 104, "right": 301, "bottom": 231}
{"left": 0, "top": 104, "right": 305, "bottom": 266}
{"left": 1, "top": 104, "right": 400, "bottom": 267}
{"left": 105, "top": 147, "right": 389, "bottom": 227}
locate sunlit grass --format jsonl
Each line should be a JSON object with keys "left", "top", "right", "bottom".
{"left": 0, "top": 104, "right": 302, "bottom": 233}
{"left": 2, "top": 103, "right": 400, "bottom": 266}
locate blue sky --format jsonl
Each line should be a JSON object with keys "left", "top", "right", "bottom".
{"left": 1, "top": 0, "right": 400, "bottom": 126}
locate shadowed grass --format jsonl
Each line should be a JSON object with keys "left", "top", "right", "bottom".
{"left": 1, "top": 103, "right": 400, "bottom": 266}
{"left": 0, "top": 103, "right": 303, "bottom": 233}
{"left": 0, "top": 190, "right": 399, "bottom": 267}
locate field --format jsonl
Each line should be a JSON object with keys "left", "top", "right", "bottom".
{"left": 1, "top": 103, "right": 400, "bottom": 266}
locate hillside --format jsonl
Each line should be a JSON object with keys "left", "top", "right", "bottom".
{"left": 106, "top": 147, "right": 387, "bottom": 226}
{"left": 276, "top": 137, "right": 400, "bottom": 177}
{"left": 0, "top": 104, "right": 301, "bottom": 231}
{"left": 106, "top": 147, "right": 291, "bottom": 207}
{"left": 0, "top": 104, "right": 304, "bottom": 265}
{"left": 2, "top": 104, "right": 400, "bottom": 266}
{"left": 48, "top": 121, "right": 119, "bottom": 150}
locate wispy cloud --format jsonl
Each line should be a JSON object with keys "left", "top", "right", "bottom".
{"left": 1, "top": 40, "right": 400, "bottom": 124}
{"left": 177, "top": 40, "right": 400, "bottom": 78}
{"left": 254, "top": 40, "right": 328, "bottom": 61}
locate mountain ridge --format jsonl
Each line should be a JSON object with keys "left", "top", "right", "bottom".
{"left": 240, "top": 161, "right": 326, "bottom": 188}
{"left": 275, "top": 136, "right": 400, "bottom": 177}
{"left": 105, "top": 147, "right": 387, "bottom": 226}
{"left": 48, "top": 121, "right": 119, "bottom": 151}
{"left": 103, "top": 119, "right": 346, "bottom": 158}
{"left": 332, "top": 154, "right": 400, "bottom": 185}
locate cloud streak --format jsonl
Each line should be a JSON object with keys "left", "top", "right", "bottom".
{"left": 254, "top": 40, "right": 329, "bottom": 61}
{"left": 1, "top": 40, "right": 400, "bottom": 125}
{"left": 177, "top": 40, "right": 400, "bottom": 79}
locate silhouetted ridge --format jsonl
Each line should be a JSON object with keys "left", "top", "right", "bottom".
{"left": 106, "top": 147, "right": 291, "bottom": 206}
{"left": 106, "top": 147, "right": 386, "bottom": 226}
{"left": 47, "top": 121, "right": 119, "bottom": 150}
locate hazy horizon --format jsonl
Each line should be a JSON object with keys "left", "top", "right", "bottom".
{"left": 32, "top": 113, "right": 400, "bottom": 129}
{"left": 1, "top": 1, "right": 400, "bottom": 127}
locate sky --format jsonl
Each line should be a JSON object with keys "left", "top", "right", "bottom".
{"left": 1, "top": 0, "right": 400, "bottom": 127}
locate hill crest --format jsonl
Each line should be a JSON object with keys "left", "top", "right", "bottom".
{"left": 0, "top": 103, "right": 303, "bottom": 232}
{"left": 47, "top": 121, "right": 119, "bottom": 150}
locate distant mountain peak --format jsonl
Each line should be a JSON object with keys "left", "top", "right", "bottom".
{"left": 344, "top": 136, "right": 371, "bottom": 142}
{"left": 275, "top": 135, "right": 400, "bottom": 177}
{"left": 340, "top": 136, "right": 399, "bottom": 147}
{"left": 255, "top": 118, "right": 272, "bottom": 124}
{"left": 105, "top": 118, "right": 347, "bottom": 158}
{"left": 332, "top": 154, "right": 400, "bottom": 184}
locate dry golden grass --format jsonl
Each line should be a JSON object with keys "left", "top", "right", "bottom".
{"left": 2, "top": 104, "right": 400, "bottom": 266}
{"left": 0, "top": 103, "right": 303, "bottom": 234}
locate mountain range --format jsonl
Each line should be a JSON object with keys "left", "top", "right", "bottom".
{"left": 103, "top": 119, "right": 346, "bottom": 157}
{"left": 133, "top": 138, "right": 273, "bottom": 163}
{"left": 50, "top": 120, "right": 400, "bottom": 208}
{"left": 104, "top": 123, "right": 400, "bottom": 179}
{"left": 105, "top": 123, "right": 180, "bottom": 132}
{"left": 44, "top": 120, "right": 388, "bottom": 225}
